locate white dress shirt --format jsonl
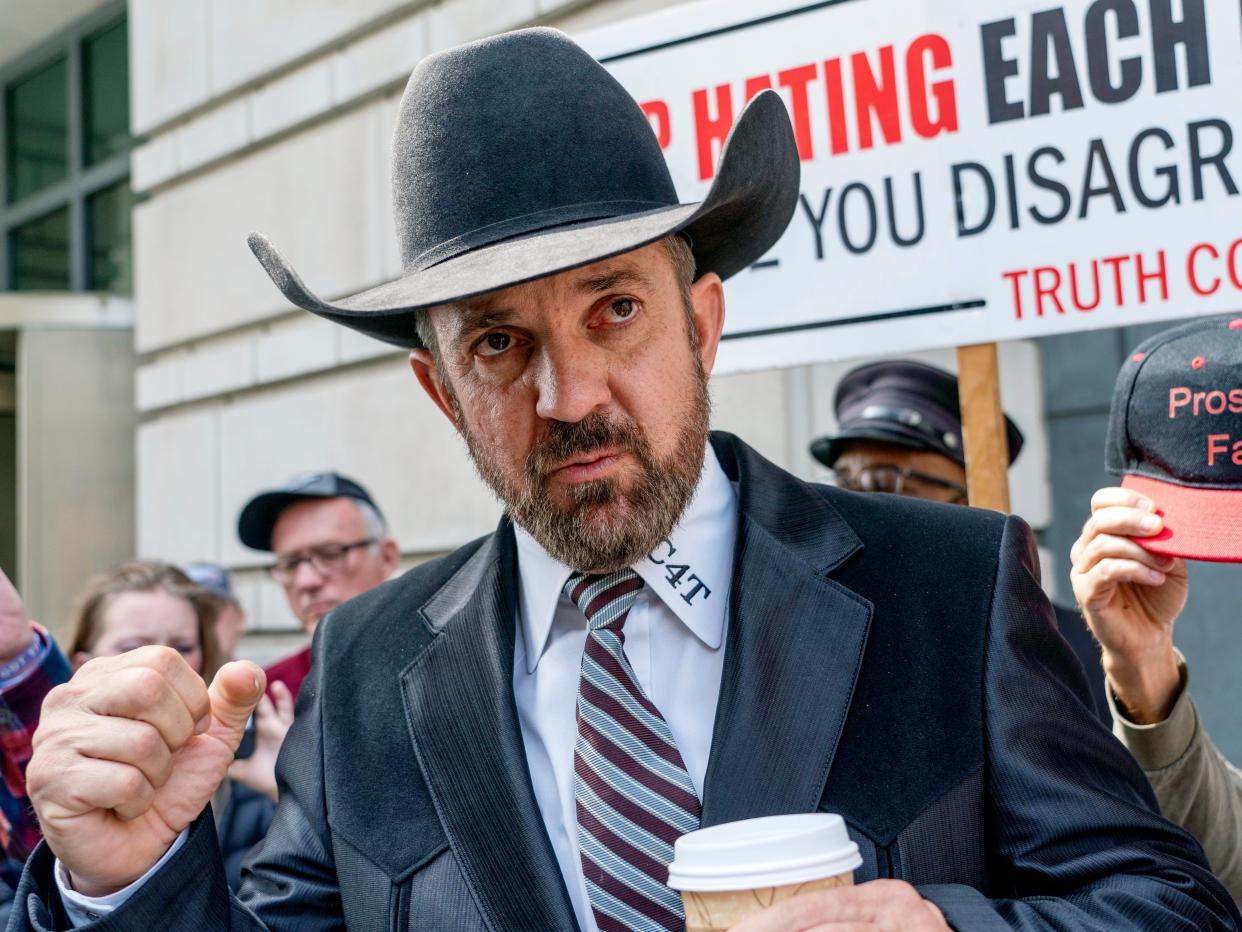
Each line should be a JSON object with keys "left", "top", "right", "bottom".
{"left": 57, "top": 446, "right": 737, "bottom": 930}
{"left": 513, "top": 445, "right": 736, "bottom": 931}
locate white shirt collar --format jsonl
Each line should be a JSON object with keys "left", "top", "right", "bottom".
{"left": 514, "top": 444, "right": 737, "bottom": 674}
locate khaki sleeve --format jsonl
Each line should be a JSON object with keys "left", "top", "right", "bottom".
{"left": 1111, "top": 657, "right": 1242, "bottom": 903}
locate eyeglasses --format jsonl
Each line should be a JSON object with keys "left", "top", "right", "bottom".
{"left": 268, "top": 538, "right": 377, "bottom": 585}
{"left": 833, "top": 464, "right": 967, "bottom": 502}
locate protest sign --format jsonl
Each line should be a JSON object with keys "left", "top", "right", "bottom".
{"left": 582, "top": 0, "right": 1241, "bottom": 376}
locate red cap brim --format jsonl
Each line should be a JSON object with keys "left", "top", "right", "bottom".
{"left": 1122, "top": 475, "right": 1242, "bottom": 563}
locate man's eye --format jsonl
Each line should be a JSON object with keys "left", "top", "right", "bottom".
{"left": 605, "top": 298, "right": 637, "bottom": 322}
{"left": 477, "top": 332, "right": 512, "bottom": 357}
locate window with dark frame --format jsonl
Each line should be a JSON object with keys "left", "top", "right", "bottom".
{"left": 0, "top": 3, "right": 132, "bottom": 295}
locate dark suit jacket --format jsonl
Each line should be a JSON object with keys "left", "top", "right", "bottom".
{"left": 1053, "top": 603, "right": 1110, "bottom": 724}
{"left": 10, "top": 434, "right": 1238, "bottom": 930}
{"left": 214, "top": 782, "right": 274, "bottom": 894}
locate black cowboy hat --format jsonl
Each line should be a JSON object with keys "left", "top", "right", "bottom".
{"left": 247, "top": 27, "right": 800, "bottom": 349}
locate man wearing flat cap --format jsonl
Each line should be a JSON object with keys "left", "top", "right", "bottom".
{"left": 809, "top": 360, "right": 1110, "bottom": 722}
{"left": 16, "top": 28, "right": 1236, "bottom": 932}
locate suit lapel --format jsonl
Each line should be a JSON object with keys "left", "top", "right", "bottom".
{"left": 401, "top": 525, "right": 579, "bottom": 931}
{"left": 701, "top": 434, "right": 872, "bottom": 827}
{"left": 397, "top": 434, "right": 868, "bottom": 925}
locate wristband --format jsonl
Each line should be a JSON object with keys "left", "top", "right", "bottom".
{"left": 0, "top": 626, "right": 49, "bottom": 688}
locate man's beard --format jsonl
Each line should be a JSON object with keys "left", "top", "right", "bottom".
{"left": 454, "top": 363, "right": 711, "bottom": 573}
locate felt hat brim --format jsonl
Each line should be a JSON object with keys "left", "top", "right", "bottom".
{"left": 238, "top": 491, "right": 319, "bottom": 552}
{"left": 809, "top": 427, "right": 946, "bottom": 470}
{"left": 248, "top": 90, "right": 799, "bottom": 349}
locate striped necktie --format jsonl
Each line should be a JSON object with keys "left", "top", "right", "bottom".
{"left": 565, "top": 569, "right": 701, "bottom": 931}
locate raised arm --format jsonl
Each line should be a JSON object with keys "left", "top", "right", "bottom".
{"left": 1072, "top": 486, "right": 1242, "bottom": 901}
{"left": 11, "top": 618, "right": 351, "bottom": 930}
{"left": 8, "top": 650, "right": 265, "bottom": 929}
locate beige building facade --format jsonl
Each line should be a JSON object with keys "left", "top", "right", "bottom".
{"left": 1, "top": 295, "right": 135, "bottom": 643}
{"left": 4, "top": 0, "right": 1051, "bottom": 658}
{"left": 0, "top": 1, "right": 137, "bottom": 643}
{"left": 9, "top": 0, "right": 1242, "bottom": 769}
{"left": 122, "top": 0, "right": 1053, "bottom": 660}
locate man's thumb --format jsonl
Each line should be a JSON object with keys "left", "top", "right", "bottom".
{"left": 206, "top": 661, "right": 266, "bottom": 742}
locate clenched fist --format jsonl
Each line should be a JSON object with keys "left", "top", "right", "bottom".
{"left": 27, "top": 647, "right": 265, "bottom": 896}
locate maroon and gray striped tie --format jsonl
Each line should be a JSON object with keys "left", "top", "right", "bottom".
{"left": 565, "top": 568, "right": 701, "bottom": 931}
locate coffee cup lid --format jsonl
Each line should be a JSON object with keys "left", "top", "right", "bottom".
{"left": 667, "top": 813, "right": 862, "bottom": 892}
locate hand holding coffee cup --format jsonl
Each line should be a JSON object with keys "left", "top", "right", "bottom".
{"left": 668, "top": 814, "right": 859, "bottom": 931}
{"left": 668, "top": 813, "right": 947, "bottom": 931}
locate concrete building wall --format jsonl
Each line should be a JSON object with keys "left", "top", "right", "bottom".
{"left": 125, "top": 0, "right": 1239, "bottom": 758}
{"left": 125, "top": 0, "right": 751, "bottom": 658}
{"left": 128, "top": 1, "right": 1049, "bottom": 663}
{"left": 0, "top": 406, "right": 15, "bottom": 580}
{"left": 0, "top": 345, "right": 15, "bottom": 578}
{"left": 17, "top": 325, "right": 136, "bottom": 643}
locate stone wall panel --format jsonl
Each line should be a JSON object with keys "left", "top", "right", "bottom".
{"left": 133, "top": 102, "right": 393, "bottom": 352}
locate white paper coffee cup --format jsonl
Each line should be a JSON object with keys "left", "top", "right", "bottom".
{"left": 668, "top": 813, "right": 862, "bottom": 932}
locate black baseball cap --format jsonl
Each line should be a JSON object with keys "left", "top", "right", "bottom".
{"left": 238, "top": 471, "right": 382, "bottom": 552}
{"left": 1106, "top": 315, "right": 1242, "bottom": 563}
{"left": 809, "top": 360, "right": 1024, "bottom": 470}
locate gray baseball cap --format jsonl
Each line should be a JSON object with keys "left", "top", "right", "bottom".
{"left": 184, "top": 562, "right": 236, "bottom": 602}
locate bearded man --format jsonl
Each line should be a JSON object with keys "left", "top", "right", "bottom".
{"left": 14, "top": 28, "right": 1237, "bottom": 932}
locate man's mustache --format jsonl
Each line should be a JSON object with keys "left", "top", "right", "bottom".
{"left": 526, "top": 414, "right": 646, "bottom": 480}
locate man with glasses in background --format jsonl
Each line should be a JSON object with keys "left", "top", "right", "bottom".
{"left": 238, "top": 472, "right": 400, "bottom": 699}
{"left": 809, "top": 359, "right": 1110, "bottom": 721}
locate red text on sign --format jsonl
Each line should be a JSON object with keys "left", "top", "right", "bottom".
{"left": 640, "top": 100, "right": 672, "bottom": 149}
{"left": 691, "top": 34, "right": 958, "bottom": 180}
{"left": 1187, "top": 240, "right": 1242, "bottom": 296}
{"left": 1001, "top": 251, "right": 1168, "bottom": 319}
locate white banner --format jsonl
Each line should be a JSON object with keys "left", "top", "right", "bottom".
{"left": 580, "top": 0, "right": 1242, "bottom": 373}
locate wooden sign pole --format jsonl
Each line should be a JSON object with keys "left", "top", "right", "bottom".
{"left": 956, "top": 342, "right": 1011, "bottom": 513}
